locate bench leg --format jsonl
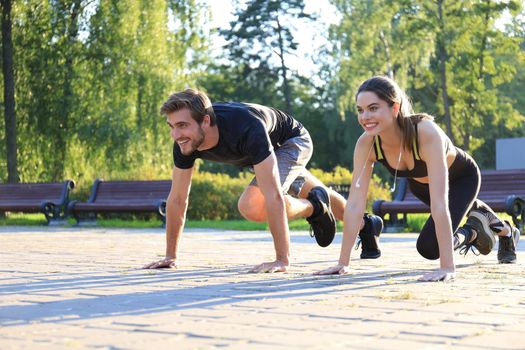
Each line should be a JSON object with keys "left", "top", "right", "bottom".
{"left": 383, "top": 212, "right": 408, "bottom": 233}
{"left": 41, "top": 202, "right": 69, "bottom": 226}
{"left": 73, "top": 212, "right": 98, "bottom": 226}
{"left": 506, "top": 195, "right": 524, "bottom": 233}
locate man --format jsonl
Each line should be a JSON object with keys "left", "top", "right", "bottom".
{"left": 143, "top": 89, "right": 382, "bottom": 273}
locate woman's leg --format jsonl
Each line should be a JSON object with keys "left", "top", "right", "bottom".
{"left": 469, "top": 199, "right": 520, "bottom": 263}
{"left": 412, "top": 172, "right": 480, "bottom": 260}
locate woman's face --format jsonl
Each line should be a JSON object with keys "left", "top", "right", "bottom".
{"left": 356, "top": 91, "right": 397, "bottom": 135}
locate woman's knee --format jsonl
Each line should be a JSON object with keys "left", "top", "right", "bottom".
{"left": 416, "top": 238, "right": 440, "bottom": 260}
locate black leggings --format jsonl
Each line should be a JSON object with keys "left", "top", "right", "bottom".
{"left": 410, "top": 148, "right": 485, "bottom": 260}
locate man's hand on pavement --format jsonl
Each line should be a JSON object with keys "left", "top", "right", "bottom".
{"left": 142, "top": 257, "right": 178, "bottom": 269}
{"left": 249, "top": 260, "right": 288, "bottom": 273}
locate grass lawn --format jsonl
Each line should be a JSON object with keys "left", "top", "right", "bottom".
{"left": 0, "top": 213, "right": 331, "bottom": 231}
{"left": 0, "top": 212, "right": 516, "bottom": 233}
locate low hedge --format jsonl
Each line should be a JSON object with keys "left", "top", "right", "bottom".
{"left": 186, "top": 167, "right": 391, "bottom": 220}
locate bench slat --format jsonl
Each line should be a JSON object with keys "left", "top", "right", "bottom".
{"left": 68, "top": 179, "right": 170, "bottom": 224}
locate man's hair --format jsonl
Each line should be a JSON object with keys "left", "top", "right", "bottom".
{"left": 160, "top": 88, "right": 216, "bottom": 126}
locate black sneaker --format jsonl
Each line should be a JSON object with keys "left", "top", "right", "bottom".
{"left": 306, "top": 186, "right": 336, "bottom": 247}
{"left": 498, "top": 222, "right": 520, "bottom": 264}
{"left": 464, "top": 207, "right": 497, "bottom": 255}
{"left": 454, "top": 225, "right": 478, "bottom": 256}
{"left": 356, "top": 214, "right": 383, "bottom": 259}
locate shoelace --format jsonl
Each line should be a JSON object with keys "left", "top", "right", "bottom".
{"left": 458, "top": 242, "right": 480, "bottom": 256}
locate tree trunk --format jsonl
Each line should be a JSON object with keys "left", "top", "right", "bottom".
{"left": 1, "top": 0, "right": 18, "bottom": 183}
{"left": 379, "top": 30, "right": 394, "bottom": 79}
{"left": 276, "top": 16, "right": 292, "bottom": 114}
{"left": 437, "top": 0, "right": 454, "bottom": 143}
{"left": 478, "top": 4, "right": 491, "bottom": 80}
{"left": 54, "top": 0, "right": 81, "bottom": 179}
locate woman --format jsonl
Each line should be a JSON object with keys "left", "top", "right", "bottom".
{"left": 316, "top": 76, "right": 520, "bottom": 281}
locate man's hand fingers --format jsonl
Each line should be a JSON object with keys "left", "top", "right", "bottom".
{"left": 249, "top": 261, "right": 287, "bottom": 273}
{"left": 268, "top": 265, "right": 286, "bottom": 273}
{"left": 143, "top": 259, "right": 177, "bottom": 270}
{"left": 249, "top": 263, "right": 265, "bottom": 273}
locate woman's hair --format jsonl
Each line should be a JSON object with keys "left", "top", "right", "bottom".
{"left": 160, "top": 88, "right": 216, "bottom": 126}
{"left": 356, "top": 76, "right": 433, "bottom": 150}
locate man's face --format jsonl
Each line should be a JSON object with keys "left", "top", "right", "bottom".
{"left": 166, "top": 108, "right": 205, "bottom": 155}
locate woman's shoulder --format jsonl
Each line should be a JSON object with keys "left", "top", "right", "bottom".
{"left": 355, "top": 132, "right": 377, "bottom": 161}
{"left": 416, "top": 118, "right": 452, "bottom": 148}
{"left": 416, "top": 118, "right": 441, "bottom": 137}
{"left": 356, "top": 132, "right": 374, "bottom": 147}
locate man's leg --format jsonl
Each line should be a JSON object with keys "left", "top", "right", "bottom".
{"left": 296, "top": 170, "right": 346, "bottom": 221}
{"left": 237, "top": 182, "right": 337, "bottom": 247}
{"left": 237, "top": 184, "right": 314, "bottom": 222}
{"left": 237, "top": 171, "right": 347, "bottom": 223}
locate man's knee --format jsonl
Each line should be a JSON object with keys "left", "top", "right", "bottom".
{"left": 237, "top": 190, "right": 266, "bottom": 222}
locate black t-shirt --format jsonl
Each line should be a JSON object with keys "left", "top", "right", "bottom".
{"left": 173, "top": 102, "right": 305, "bottom": 169}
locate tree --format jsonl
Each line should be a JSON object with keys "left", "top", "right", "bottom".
{"left": 326, "top": 0, "right": 435, "bottom": 169}
{"left": 327, "top": 0, "right": 524, "bottom": 169}
{"left": 222, "top": 0, "right": 314, "bottom": 114}
{"left": 1, "top": 0, "right": 18, "bottom": 182}
{"left": 4, "top": 0, "right": 210, "bottom": 183}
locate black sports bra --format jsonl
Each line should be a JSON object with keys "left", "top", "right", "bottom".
{"left": 373, "top": 123, "right": 451, "bottom": 178}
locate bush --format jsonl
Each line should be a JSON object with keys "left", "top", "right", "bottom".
{"left": 187, "top": 171, "right": 250, "bottom": 220}
{"left": 309, "top": 166, "right": 391, "bottom": 212}
{"left": 187, "top": 166, "right": 391, "bottom": 220}
{"left": 73, "top": 165, "right": 391, "bottom": 221}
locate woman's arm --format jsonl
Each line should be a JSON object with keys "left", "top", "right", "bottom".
{"left": 418, "top": 120, "right": 455, "bottom": 281}
{"left": 315, "top": 134, "right": 375, "bottom": 275}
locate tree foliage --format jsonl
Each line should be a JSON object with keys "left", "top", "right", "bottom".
{"left": 1, "top": 0, "right": 523, "bottom": 186}
{"left": 0, "top": 0, "right": 210, "bottom": 184}
{"left": 328, "top": 0, "right": 525, "bottom": 169}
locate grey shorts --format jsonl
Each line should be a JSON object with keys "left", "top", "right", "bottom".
{"left": 249, "top": 130, "right": 313, "bottom": 196}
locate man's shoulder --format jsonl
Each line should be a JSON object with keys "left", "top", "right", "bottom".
{"left": 213, "top": 102, "right": 266, "bottom": 128}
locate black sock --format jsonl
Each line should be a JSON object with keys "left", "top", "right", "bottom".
{"left": 308, "top": 197, "right": 322, "bottom": 218}
{"left": 456, "top": 225, "right": 476, "bottom": 247}
{"left": 360, "top": 214, "right": 371, "bottom": 234}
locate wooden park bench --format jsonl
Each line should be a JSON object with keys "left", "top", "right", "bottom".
{"left": 372, "top": 169, "right": 525, "bottom": 232}
{"left": 67, "top": 179, "right": 171, "bottom": 225}
{"left": 0, "top": 180, "right": 75, "bottom": 224}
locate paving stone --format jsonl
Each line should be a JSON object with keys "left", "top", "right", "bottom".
{"left": 0, "top": 227, "right": 523, "bottom": 349}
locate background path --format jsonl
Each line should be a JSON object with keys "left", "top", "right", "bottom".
{"left": 0, "top": 227, "right": 524, "bottom": 349}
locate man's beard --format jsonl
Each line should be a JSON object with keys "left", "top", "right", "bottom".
{"left": 180, "top": 127, "right": 205, "bottom": 156}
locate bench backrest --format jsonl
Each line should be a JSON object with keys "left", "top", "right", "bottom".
{"left": 403, "top": 169, "right": 525, "bottom": 202}
{"left": 90, "top": 179, "right": 172, "bottom": 203}
{"left": 0, "top": 181, "right": 74, "bottom": 203}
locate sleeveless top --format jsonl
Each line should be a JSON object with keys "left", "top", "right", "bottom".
{"left": 373, "top": 123, "right": 451, "bottom": 179}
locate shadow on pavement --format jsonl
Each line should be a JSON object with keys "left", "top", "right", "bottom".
{"left": 0, "top": 265, "right": 426, "bottom": 327}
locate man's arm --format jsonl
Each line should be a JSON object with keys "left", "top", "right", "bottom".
{"left": 250, "top": 153, "right": 290, "bottom": 273}
{"left": 143, "top": 166, "right": 193, "bottom": 269}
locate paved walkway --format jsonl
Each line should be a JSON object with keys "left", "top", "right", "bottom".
{"left": 0, "top": 226, "right": 524, "bottom": 350}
